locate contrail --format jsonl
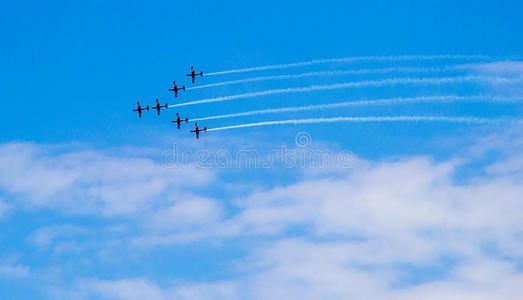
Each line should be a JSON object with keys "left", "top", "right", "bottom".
{"left": 207, "top": 116, "right": 503, "bottom": 132}
{"left": 187, "top": 65, "right": 468, "bottom": 90}
{"left": 190, "top": 95, "right": 522, "bottom": 122}
{"left": 169, "top": 76, "right": 520, "bottom": 108}
{"left": 204, "top": 55, "right": 489, "bottom": 76}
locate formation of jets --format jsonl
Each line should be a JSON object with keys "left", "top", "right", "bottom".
{"left": 133, "top": 66, "right": 206, "bottom": 139}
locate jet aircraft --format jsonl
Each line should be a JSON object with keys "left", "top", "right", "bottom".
{"left": 186, "top": 66, "right": 203, "bottom": 83}
{"left": 172, "top": 113, "right": 189, "bottom": 129}
{"left": 190, "top": 122, "right": 207, "bottom": 139}
{"left": 133, "top": 101, "right": 149, "bottom": 118}
{"left": 169, "top": 81, "right": 185, "bottom": 97}
{"left": 151, "top": 99, "right": 168, "bottom": 115}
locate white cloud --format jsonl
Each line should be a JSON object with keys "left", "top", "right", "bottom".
{"left": 55, "top": 278, "right": 240, "bottom": 300}
{"left": 470, "top": 61, "right": 523, "bottom": 77}
{"left": 61, "top": 146, "right": 523, "bottom": 299}
{"left": 389, "top": 259, "right": 523, "bottom": 300}
{"left": 0, "top": 263, "right": 29, "bottom": 279}
{"left": 467, "top": 61, "right": 523, "bottom": 96}
{"left": 242, "top": 243, "right": 523, "bottom": 300}
{"left": 62, "top": 254, "right": 523, "bottom": 300}
{"left": 79, "top": 278, "right": 165, "bottom": 300}
{"left": 149, "top": 196, "right": 223, "bottom": 228}
{"left": 0, "top": 142, "right": 215, "bottom": 216}
{"left": 30, "top": 225, "right": 88, "bottom": 247}
{"left": 28, "top": 224, "right": 91, "bottom": 255}
{"left": 129, "top": 130, "right": 523, "bottom": 297}
{"left": 221, "top": 156, "right": 523, "bottom": 255}
{"left": 3, "top": 130, "right": 523, "bottom": 299}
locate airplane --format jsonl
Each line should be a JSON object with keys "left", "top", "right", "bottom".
{"left": 151, "top": 99, "right": 168, "bottom": 115}
{"left": 172, "top": 113, "right": 189, "bottom": 129}
{"left": 133, "top": 101, "right": 149, "bottom": 118}
{"left": 190, "top": 122, "right": 207, "bottom": 139}
{"left": 169, "top": 80, "right": 185, "bottom": 97}
{"left": 186, "top": 66, "right": 203, "bottom": 83}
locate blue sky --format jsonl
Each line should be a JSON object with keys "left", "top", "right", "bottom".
{"left": 1, "top": 1, "right": 523, "bottom": 299}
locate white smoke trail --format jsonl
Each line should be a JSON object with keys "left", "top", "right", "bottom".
{"left": 190, "top": 95, "right": 522, "bottom": 122}
{"left": 207, "top": 116, "right": 503, "bottom": 132}
{"left": 204, "top": 54, "right": 489, "bottom": 76}
{"left": 187, "top": 66, "right": 467, "bottom": 90}
{"left": 169, "top": 76, "right": 521, "bottom": 108}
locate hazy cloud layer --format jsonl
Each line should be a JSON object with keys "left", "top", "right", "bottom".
{"left": 2, "top": 131, "right": 523, "bottom": 299}
{"left": 0, "top": 142, "right": 215, "bottom": 216}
